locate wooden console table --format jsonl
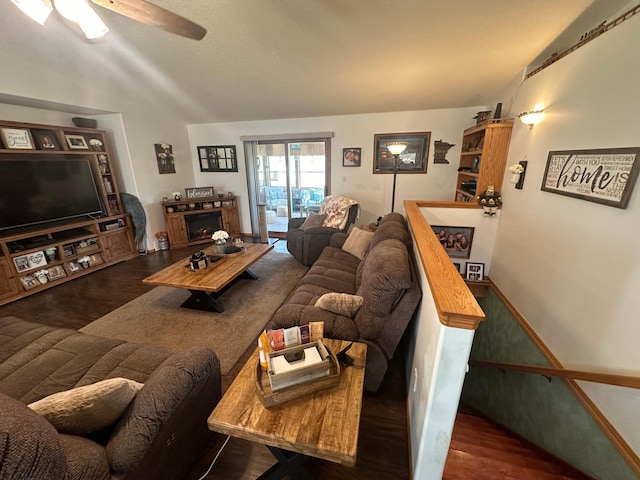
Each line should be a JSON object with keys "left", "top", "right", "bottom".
{"left": 162, "top": 195, "right": 240, "bottom": 249}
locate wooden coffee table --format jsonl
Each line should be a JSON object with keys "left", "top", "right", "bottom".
{"left": 207, "top": 339, "right": 366, "bottom": 479}
{"left": 142, "top": 243, "right": 273, "bottom": 312}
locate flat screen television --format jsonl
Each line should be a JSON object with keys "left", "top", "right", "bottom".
{"left": 0, "top": 158, "right": 103, "bottom": 232}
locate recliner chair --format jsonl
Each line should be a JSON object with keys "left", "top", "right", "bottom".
{"left": 286, "top": 198, "right": 359, "bottom": 266}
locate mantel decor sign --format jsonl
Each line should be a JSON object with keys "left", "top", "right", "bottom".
{"left": 185, "top": 186, "right": 214, "bottom": 199}
{"left": 373, "top": 132, "right": 430, "bottom": 174}
{"left": 541, "top": 147, "right": 640, "bottom": 209}
{"left": 198, "top": 145, "right": 238, "bottom": 172}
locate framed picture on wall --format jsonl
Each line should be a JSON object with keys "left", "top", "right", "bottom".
{"left": 343, "top": 147, "right": 361, "bottom": 167}
{"left": 541, "top": 147, "right": 640, "bottom": 209}
{"left": 465, "top": 262, "right": 485, "bottom": 281}
{"left": 373, "top": 132, "right": 430, "bottom": 174}
{"left": 197, "top": 145, "right": 238, "bottom": 172}
{"left": 432, "top": 225, "right": 474, "bottom": 259}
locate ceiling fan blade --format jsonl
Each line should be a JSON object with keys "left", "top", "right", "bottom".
{"left": 91, "top": 0, "right": 207, "bottom": 40}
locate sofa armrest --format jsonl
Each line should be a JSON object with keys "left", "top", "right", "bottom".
{"left": 288, "top": 217, "right": 305, "bottom": 230}
{"left": 107, "top": 347, "right": 221, "bottom": 479}
{"left": 330, "top": 232, "right": 349, "bottom": 248}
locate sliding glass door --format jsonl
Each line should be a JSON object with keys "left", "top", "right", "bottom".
{"left": 255, "top": 139, "right": 330, "bottom": 235}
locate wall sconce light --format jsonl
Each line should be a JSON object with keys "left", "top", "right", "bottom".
{"left": 516, "top": 109, "right": 545, "bottom": 128}
{"left": 387, "top": 142, "right": 408, "bottom": 212}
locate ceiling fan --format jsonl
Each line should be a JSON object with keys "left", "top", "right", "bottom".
{"left": 10, "top": 0, "right": 207, "bottom": 40}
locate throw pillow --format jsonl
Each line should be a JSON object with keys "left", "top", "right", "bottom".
{"left": 299, "top": 213, "right": 327, "bottom": 230}
{"left": 28, "top": 377, "right": 144, "bottom": 435}
{"left": 342, "top": 227, "right": 374, "bottom": 260}
{"left": 315, "top": 293, "right": 364, "bottom": 317}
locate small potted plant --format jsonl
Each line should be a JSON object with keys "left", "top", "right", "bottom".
{"left": 507, "top": 163, "right": 525, "bottom": 184}
{"left": 172, "top": 191, "right": 182, "bottom": 201}
{"left": 212, "top": 230, "right": 229, "bottom": 254}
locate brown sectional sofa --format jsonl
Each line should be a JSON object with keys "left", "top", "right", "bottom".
{"left": 0, "top": 316, "right": 221, "bottom": 480}
{"left": 268, "top": 212, "right": 422, "bottom": 391}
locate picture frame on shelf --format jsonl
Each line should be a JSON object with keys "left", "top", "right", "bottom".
{"left": 185, "top": 186, "right": 214, "bottom": 199}
{"left": 465, "top": 262, "right": 485, "bottom": 281}
{"left": 541, "top": 147, "right": 640, "bottom": 209}
{"left": 67, "top": 261, "right": 80, "bottom": 273}
{"left": 26, "top": 251, "right": 47, "bottom": 269}
{"left": 65, "top": 134, "right": 89, "bottom": 150}
{"left": 373, "top": 132, "right": 430, "bottom": 174}
{"left": 13, "top": 255, "right": 31, "bottom": 272}
{"left": 432, "top": 225, "right": 474, "bottom": 259}
{"left": 0, "top": 127, "right": 34, "bottom": 149}
{"left": 453, "top": 262, "right": 462, "bottom": 273}
{"left": 32, "top": 130, "right": 60, "bottom": 150}
{"left": 343, "top": 148, "right": 361, "bottom": 167}
{"left": 197, "top": 145, "right": 238, "bottom": 172}
{"left": 47, "top": 265, "right": 67, "bottom": 280}
{"left": 88, "top": 254, "right": 104, "bottom": 266}
{"left": 19, "top": 274, "right": 39, "bottom": 290}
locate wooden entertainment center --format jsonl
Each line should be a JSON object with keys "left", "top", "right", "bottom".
{"left": 0, "top": 120, "right": 137, "bottom": 305}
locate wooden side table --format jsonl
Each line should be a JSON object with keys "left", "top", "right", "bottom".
{"left": 207, "top": 339, "right": 366, "bottom": 478}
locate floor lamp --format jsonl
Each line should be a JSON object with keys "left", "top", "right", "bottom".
{"left": 388, "top": 142, "right": 408, "bottom": 212}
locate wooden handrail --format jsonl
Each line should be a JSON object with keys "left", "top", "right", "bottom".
{"left": 470, "top": 360, "right": 640, "bottom": 390}
{"left": 404, "top": 200, "right": 484, "bottom": 330}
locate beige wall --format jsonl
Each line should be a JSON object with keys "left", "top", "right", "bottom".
{"left": 188, "top": 107, "right": 482, "bottom": 232}
{"left": 492, "top": 14, "right": 640, "bottom": 454}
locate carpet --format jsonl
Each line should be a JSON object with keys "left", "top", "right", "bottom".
{"left": 80, "top": 250, "right": 308, "bottom": 375}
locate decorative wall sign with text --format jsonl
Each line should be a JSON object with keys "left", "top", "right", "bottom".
{"left": 541, "top": 147, "right": 640, "bottom": 209}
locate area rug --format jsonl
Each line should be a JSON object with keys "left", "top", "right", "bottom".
{"left": 80, "top": 250, "right": 308, "bottom": 375}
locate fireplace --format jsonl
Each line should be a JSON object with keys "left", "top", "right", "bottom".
{"left": 184, "top": 211, "right": 224, "bottom": 242}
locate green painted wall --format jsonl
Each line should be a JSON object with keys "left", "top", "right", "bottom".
{"left": 461, "top": 288, "right": 638, "bottom": 480}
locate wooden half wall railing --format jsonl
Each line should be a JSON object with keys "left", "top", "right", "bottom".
{"left": 403, "top": 200, "right": 484, "bottom": 330}
{"left": 470, "top": 360, "right": 640, "bottom": 390}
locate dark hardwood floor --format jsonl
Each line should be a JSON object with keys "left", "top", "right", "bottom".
{"left": 0, "top": 244, "right": 591, "bottom": 480}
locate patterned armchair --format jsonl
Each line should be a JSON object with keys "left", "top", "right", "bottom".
{"left": 286, "top": 196, "right": 359, "bottom": 266}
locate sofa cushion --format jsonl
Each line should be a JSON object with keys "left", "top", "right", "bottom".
{"left": 315, "top": 293, "right": 364, "bottom": 317}
{"left": 341, "top": 227, "right": 373, "bottom": 260}
{"left": 299, "top": 213, "right": 327, "bottom": 230}
{"left": 28, "top": 377, "right": 143, "bottom": 435}
{"left": 0, "top": 392, "right": 67, "bottom": 479}
{"left": 355, "top": 239, "right": 411, "bottom": 340}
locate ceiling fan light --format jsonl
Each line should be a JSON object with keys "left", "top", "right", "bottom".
{"left": 54, "top": 0, "right": 109, "bottom": 38}
{"left": 11, "top": 0, "right": 53, "bottom": 25}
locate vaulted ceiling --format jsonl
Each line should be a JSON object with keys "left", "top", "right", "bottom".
{"left": 0, "top": 0, "right": 633, "bottom": 123}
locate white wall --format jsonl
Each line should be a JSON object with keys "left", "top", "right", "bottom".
{"left": 187, "top": 108, "right": 482, "bottom": 233}
{"left": 492, "top": 13, "right": 640, "bottom": 454}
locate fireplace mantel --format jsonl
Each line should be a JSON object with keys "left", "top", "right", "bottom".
{"left": 161, "top": 195, "right": 240, "bottom": 249}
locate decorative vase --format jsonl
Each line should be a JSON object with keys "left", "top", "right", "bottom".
{"left": 510, "top": 173, "right": 521, "bottom": 184}
{"left": 215, "top": 240, "right": 226, "bottom": 254}
{"left": 174, "top": 194, "right": 182, "bottom": 201}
